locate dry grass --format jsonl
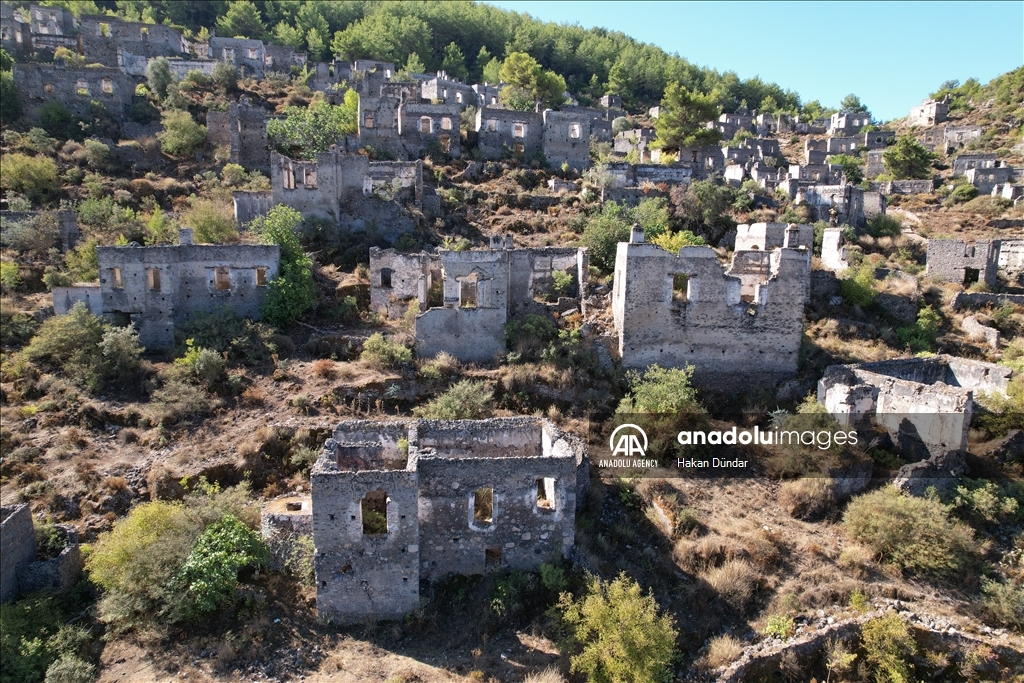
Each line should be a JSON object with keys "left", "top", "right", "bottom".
{"left": 778, "top": 478, "right": 836, "bottom": 521}
{"left": 312, "top": 359, "right": 337, "bottom": 380}
{"left": 522, "top": 667, "right": 565, "bottom": 683}
{"left": 701, "top": 559, "right": 758, "bottom": 612}
{"left": 702, "top": 634, "right": 744, "bottom": 669}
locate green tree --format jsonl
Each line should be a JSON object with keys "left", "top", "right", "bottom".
{"left": 618, "top": 364, "right": 701, "bottom": 414}
{"left": 0, "top": 70, "right": 20, "bottom": 124}
{"left": 651, "top": 230, "right": 706, "bottom": 253}
{"left": 481, "top": 56, "right": 502, "bottom": 85}
{"left": 145, "top": 56, "right": 175, "bottom": 100}
{"left": 157, "top": 110, "right": 207, "bottom": 157}
{"left": 248, "top": 206, "right": 315, "bottom": 326}
{"left": 0, "top": 154, "right": 58, "bottom": 203}
{"left": 23, "top": 301, "right": 106, "bottom": 389}
{"left": 654, "top": 82, "right": 720, "bottom": 151}
{"left": 861, "top": 612, "right": 916, "bottom": 683}
{"left": 828, "top": 153, "right": 864, "bottom": 184}
{"left": 441, "top": 41, "right": 467, "bottom": 81}
{"left": 498, "top": 52, "right": 566, "bottom": 110}
{"left": 182, "top": 198, "right": 236, "bottom": 244}
{"left": 558, "top": 572, "right": 678, "bottom": 683}
{"left": 266, "top": 96, "right": 357, "bottom": 160}
{"left": 272, "top": 21, "right": 304, "bottom": 50}
{"left": 212, "top": 61, "right": 238, "bottom": 91}
{"left": 839, "top": 93, "right": 868, "bottom": 113}
{"left": 216, "top": 0, "right": 265, "bottom": 39}
{"left": 473, "top": 45, "right": 493, "bottom": 82}
{"left": 305, "top": 27, "right": 327, "bottom": 61}
{"left": 882, "top": 134, "right": 936, "bottom": 180}
{"left": 402, "top": 52, "right": 426, "bottom": 75}
{"left": 0, "top": 48, "right": 13, "bottom": 71}
{"left": 580, "top": 202, "right": 631, "bottom": 273}
{"left": 329, "top": 10, "right": 432, "bottom": 65}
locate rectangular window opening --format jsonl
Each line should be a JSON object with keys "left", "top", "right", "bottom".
{"left": 473, "top": 487, "right": 493, "bottom": 525}
{"left": 146, "top": 268, "right": 161, "bottom": 291}
{"left": 569, "top": 123, "right": 581, "bottom": 139}
{"left": 512, "top": 122, "right": 525, "bottom": 138}
{"left": 361, "top": 489, "right": 388, "bottom": 535}
{"left": 380, "top": 267, "right": 392, "bottom": 288}
{"left": 485, "top": 547, "right": 502, "bottom": 568}
{"left": 215, "top": 266, "right": 231, "bottom": 291}
{"left": 76, "top": 79, "right": 89, "bottom": 96}
{"left": 672, "top": 273, "right": 689, "bottom": 301}
{"left": 365, "top": 114, "right": 374, "bottom": 128}
{"left": 536, "top": 478, "right": 555, "bottom": 510}
{"left": 304, "top": 169, "right": 317, "bottom": 189}
{"left": 111, "top": 267, "right": 123, "bottom": 289}
{"left": 101, "top": 78, "right": 113, "bottom": 94}
{"left": 255, "top": 267, "right": 267, "bottom": 286}
{"left": 441, "top": 117, "right": 452, "bottom": 131}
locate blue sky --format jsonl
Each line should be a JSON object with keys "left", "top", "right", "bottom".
{"left": 484, "top": 1, "right": 1024, "bottom": 121}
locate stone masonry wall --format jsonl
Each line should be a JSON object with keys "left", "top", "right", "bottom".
{"left": 0, "top": 504, "right": 35, "bottom": 603}
{"left": 13, "top": 63, "right": 135, "bottom": 120}
{"left": 926, "top": 239, "right": 1000, "bottom": 286}
{"left": 542, "top": 109, "right": 590, "bottom": 172}
{"left": 612, "top": 242, "right": 808, "bottom": 383}
{"left": 51, "top": 284, "right": 103, "bottom": 315}
{"left": 476, "top": 107, "right": 543, "bottom": 160}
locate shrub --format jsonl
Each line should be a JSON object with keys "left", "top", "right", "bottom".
{"left": 618, "top": 364, "right": 701, "bottom": 414}
{"left": 414, "top": 379, "right": 493, "bottom": 419}
{"left": 949, "top": 183, "right": 978, "bottom": 203}
{"left": 100, "top": 325, "right": 144, "bottom": 388}
{"left": 866, "top": 214, "right": 902, "bottom": 238}
{"left": 361, "top": 333, "right": 411, "bottom": 369}
{"left": 171, "top": 514, "right": 267, "bottom": 621}
{"left": 220, "top": 163, "right": 247, "bottom": 186}
{"left": 23, "top": 301, "right": 106, "bottom": 389}
{"left": 212, "top": 61, "right": 238, "bottom": 91}
{"left": 175, "top": 307, "right": 279, "bottom": 363}
{"left": 312, "top": 359, "right": 336, "bottom": 379}
{"left": 505, "top": 314, "right": 559, "bottom": 359}
{"left": 978, "top": 577, "right": 1024, "bottom": 630}
{"left": 778, "top": 477, "right": 835, "bottom": 520}
{"left": 839, "top": 263, "right": 877, "bottom": 307}
{"left": 762, "top": 613, "right": 796, "bottom": 639}
{"left": 174, "top": 339, "right": 227, "bottom": 389}
{"left": 843, "top": 486, "right": 979, "bottom": 579}
{"left": 0, "top": 70, "right": 20, "bottom": 124}
{"left": 860, "top": 612, "right": 916, "bottom": 683}
{"left": 39, "top": 102, "right": 78, "bottom": 140}
{"left": 0, "top": 259, "right": 21, "bottom": 294}
{"left": 44, "top": 655, "right": 96, "bottom": 683}
{"left": 557, "top": 572, "right": 677, "bottom": 683}
{"left": 81, "top": 138, "right": 110, "bottom": 170}
{"left": 0, "top": 593, "right": 92, "bottom": 683}
{"left": 896, "top": 305, "right": 940, "bottom": 352}
{"left": 145, "top": 57, "right": 175, "bottom": 100}
{"left": 249, "top": 206, "right": 315, "bottom": 326}
{"left": 0, "top": 153, "right": 58, "bottom": 203}
{"left": 1, "top": 212, "right": 60, "bottom": 255}
{"left": 181, "top": 197, "right": 237, "bottom": 244}
{"left": 157, "top": 110, "right": 207, "bottom": 157}
{"left": 651, "top": 229, "right": 707, "bottom": 253}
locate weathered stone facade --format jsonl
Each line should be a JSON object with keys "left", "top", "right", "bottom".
{"left": 612, "top": 229, "right": 809, "bottom": 384}
{"left": 734, "top": 222, "right": 813, "bottom": 252}
{"left": 821, "top": 228, "right": 851, "bottom": 273}
{"left": 542, "top": 109, "right": 591, "bottom": 171}
{"left": 51, "top": 284, "right": 103, "bottom": 315}
{"left": 94, "top": 229, "right": 279, "bottom": 349}
{"left": 206, "top": 101, "right": 270, "bottom": 174}
{"left": 476, "top": 107, "right": 544, "bottom": 161}
{"left": 925, "top": 239, "right": 1000, "bottom": 287}
{"left": 12, "top": 63, "right": 135, "bottom": 120}
{"left": 209, "top": 36, "right": 266, "bottom": 77}
{"left": 0, "top": 504, "right": 35, "bottom": 603}
{"left": 79, "top": 15, "right": 187, "bottom": 65}
{"left": 412, "top": 240, "right": 588, "bottom": 363}
{"left": 368, "top": 247, "right": 440, "bottom": 318}
{"left": 311, "top": 417, "right": 588, "bottom": 623}
{"left": 818, "top": 356, "right": 1012, "bottom": 460}
{"left": 907, "top": 98, "right": 948, "bottom": 127}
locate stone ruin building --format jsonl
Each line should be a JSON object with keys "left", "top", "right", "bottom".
{"left": 311, "top": 417, "right": 589, "bottom": 623}
{"left": 475, "top": 107, "right": 593, "bottom": 171}
{"left": 907, "top": 97, "right": 948, "bottom": 127}
{"left": 820, "top": 227, "right": 851, "bottom": 273}
{"left": 818, "top": 356, "right": 1013, "bottom": 463}
{"left": 12, "top": 62, "right": 135, "bottom": 119}
{"left": 1, "top": 3, "right": 78, "bottom": 56}
{"left": 1, "top": 504, "right": 82, "bottom": 603}
{"left": 369, "top": 238, "right": 588, "bottom": 363}
{"left": 734, "top": 222, "right": 814, "bottom": 252}
{"left": 925, "top": 239, "right": 1001, "bottom": 287}
{"left": 611, "top": 226, "right": 809, "bottom": 386}
{"left": 358, "top": 80, "right": 462, "bottom": 160}
{"left": 206, "top": 100, "right": 271, "bottom": 174}
{"left": 50, "top": 228, "right": 279, "bottom": 349}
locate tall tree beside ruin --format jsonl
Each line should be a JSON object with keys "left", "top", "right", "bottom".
{"left": 249, "top": 206, "right": 315, "bottom": 327}
{"left": 883, "top": 135, "right": 937, "bottom": 180}
{"left": 216, "top": 1, "right": 266, "bottom": 40}
{"left": 839, "top": 93, "right": 869, "bottom": 113}
{"left": 498, "top": 52, "right": 566, "bottom": 110}
{"left": 654, "top": 82, "right": 720, "bottom": 152}
{"left": 441, "top": 42, "right": 468, "bottom": 81}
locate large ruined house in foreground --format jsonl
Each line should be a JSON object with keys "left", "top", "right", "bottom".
{"left": 310, "top": 418, "right": 589, "bottom": 623}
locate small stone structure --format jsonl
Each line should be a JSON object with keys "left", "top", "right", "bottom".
{"left": 820, "top": 227, "right": 850, "bottom": 273}
{"left": 79, "top": 14, "right": 188, "bottom": 65}
{"left": 311, "top": 417, "right": 588, "bottom": 623}
{"left": 734, "top": 222, "right": 813, "bottom": 252}
{"left": 208, "top": 35, "right": 266, "bottom": 77}
{"left": 261, "top": 493, "right": 312, "bottom": 572}
{"left": 408, "top": 239, "right": 589, "bottom": 363}
{"left": 51, "top": 284, "right": 104, "bottom": 315}
{"left": 907, "top": 97, "right": 948, "bottom": 127}
{"left": 1, "top": 505, "right": 82, "bottom": 602}
{"left": 612, "top": 227, "right": 809, "bottom": 385}
{"left": 232, "top": 190, "right": 273, "bottom": 225}
{"left": 368, "top": 247, "right": 441, "bottom": 319}
{"left": 951, "top": 153, "right": 997, "bottom": 177}
{"left": 828, "top": 111, "right": 872, "bottom": 135}
{"left": 0, "top": 504, "right": 35, "bottom": 603}
{"left": 88, "top": 228, "right": 279, "bottom": 349}
{"left": 926, "top": 239, "right": 1000, "bottom": 287}
{"left": 966, "top": 165, "right": 1018, "bottom": 194}
{"left": 476, "top": 107, "right": 544, "bottom": 161}
{"left": 818, "top": 355, "right": 1013, "bottom": 461}
{"left": 206, "top": 101, "right": 270, "bottom": 174}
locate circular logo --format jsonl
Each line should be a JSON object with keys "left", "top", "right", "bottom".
{"left": 609, "top": 423, "right": 648, "bottom": 457}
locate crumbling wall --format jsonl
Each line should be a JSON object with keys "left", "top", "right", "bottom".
{"left": 13, "top": 63, "right": 134, "bottom": 120}
{"left": 206, "top": 102, "right": 270, "bottom": 173}
{"left": 542, "top": 109, "right": 590, "bottom": 171}
{"left": 612, "top": 239, "right": 809, "bottom": 383}
{"left": 871, "top": 179, "right": 935, "bottom": 195}
{"left": 420, "top": 76, "right": 474, "bottom": 108}
{"left": 51, "top": 284, "right": 103, "bottom": 315}
{"left": 261, "top": 494, "right": 312, "bottom": 571}
{"left": 476, "top": 107, "right": 543, "bottom": 160}
{"left": 232, "top": 191, "right": 273, "bottom": 225}
{"left": 821, "top": 228, "right": 850, "bottom": 273}
{"left": 368, "top": 247, "right": 438, "bottom": 318}
{"left": 80, "top": 15, "right": 186, "bottom": 65}
{"left": 952, "top": 153, "right": 997, "bottom": 176}
{"left": 398, "top": 101, "right": 461, "bottom": 158}
{"left": 998, "top": 239, "right": 1024, "bottom": 278}
{"left": 506, "top": 247, "right": 588, "bottom": 316}
{"left": 926, "top": 239, "right": 1000, "bottom": 286}
{"left": 0, "top": 505, "right": 35, "bottom": 603}
{"left": 96, "top": 234, "right": 280, "bottom": 349}
{"left": 0, "top": 209, "right": 79, "bottom": 251}
{"left": 966, "top": 166, "right": 1016, "bottom": 194}
{"left": 16, "top": 527, "right": 81, "bottom": 596}
{"left": 367, "top": 160, "right": 422, "bottom": 206}
{"left": 209, "top": 36, "right": 265, "bottom": 77}
{"left": 734, "top": 223, "right": 813, "bottom": 251}
{"left": 270, "top": 149, "right": 369, "bottom": 222}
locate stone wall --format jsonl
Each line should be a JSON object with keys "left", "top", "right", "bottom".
{"left": 612, "top": 238, "right": 809, "bottom": 384}
{"left": 821, "top": 228, "right": 850, "bottom": 273}
{"left": 95, "top": 231, "right": 280, "bottom": 349}
{"left": 367, "top": 160, "right": 423, "bottom": 207}
{"left": 368, "top": 248, "right": 439, "bottom": 318}
{"left": 0, "top": 209, "right": 80, "bottom": 251}
{"left": 952, "top": 153, "right": 997, "bottom": 176}
{"left": 51, "top": 284, "right": 103, "bottom": 315}
{"left": 311, "top": 418, "right": 587, "bottom": 623}
{"left": 476, "top": 107, "right": 543, "bottom": 160}
{"left": 926, "top": 239, "right": 1000, "bottom": 287}
{"left": 209, "top": 36, "right": 265, "bottom": 77}
{"left": 13, "top": 63, "right": 135, "bottom": 120}
{"left": 734, "top": 223, "right": 813, "bottom": 251}
{"left": 80, "top": 15, "right": 186, "bottom": 65}
{"left": 206, "top": 102, "right": 270, "bottom": 173}
{"left": 270, "top": 149, "right": 369, "bottom": 222}
{"left": 0, "top": 505, "right": 35, "bottom": 603}
{"left": 997, "top": 239, "right": 1024, "bottom": 278}
{"left": 232, "top": 191, "right": 273, "bottom": 225}
{"left": 966, "top": 166, "right": 1016, "bottom": 194}
{"left": 16, "top": 527, "right": 81, "bottom": 596}
{"left": 420, "top": 76, "right": 474, "bottom": 108}
{"left": 541, "top": 109, "right": 590, "bottom": 171}
{"left": 871, "top": 179, "right": 936, "bottom": 195}
{"left": 398, "top": 101, "right": 462, "bottom": 158}
{"left": 950, "top": 291, "right": 1024, "bottom": 310}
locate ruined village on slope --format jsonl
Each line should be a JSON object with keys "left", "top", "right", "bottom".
{"left": 0, "top": 4, "right": 1023, "bottom": 677}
